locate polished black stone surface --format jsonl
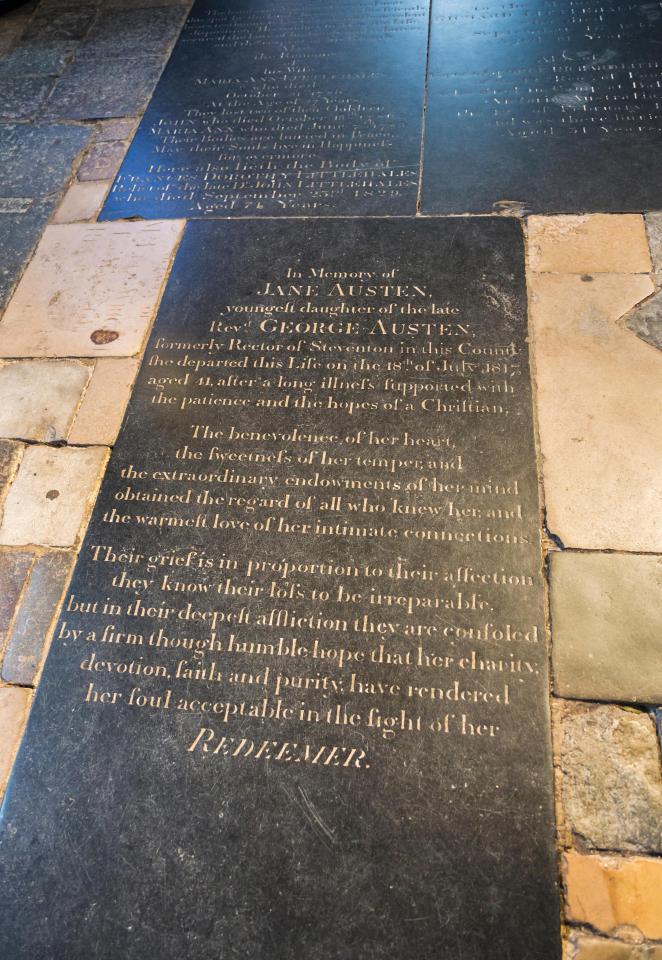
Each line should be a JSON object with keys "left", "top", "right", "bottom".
{"left": 0, "top": 218, "right": 560, "bottom": 960}
{"left": 100, "top": 0, "right": 428, "bottom": 218}
{"left": 421, "top": 0, "right": 662, "bottom": 213}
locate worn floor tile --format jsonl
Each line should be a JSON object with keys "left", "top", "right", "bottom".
{"left": 625, "top": 288, "right": 662, "bottom": 352}
{"left": 1, "top": 549, "right": 74, "bottom": 685}
{"left": 0, "top": 359, "right": 91, "bottom": 442}
{"left": 0, "top": 75, "right": 55, "bottom": 118}
{"left": 77, "top": 139, "right": 126, "bottom": 181}
{"left": 0, "top": 685, "right": 31, "bottom": 799}
{"left": 552, "top": 552, "right": 662, "bottom": 703}
{"left": 569, "top": 934, "right": 662, "bottom": 960}
{"left": 564, "top": 853, "right": 662, "bottom": 940}
{"left": 645, "top": 212, "right": 662, "bottom": 273}
{"left": 527, "top": 215, "right": 652, "bottom": 274}
{"left": 76, "top": 6, "right": 186, "bottom": 59}
{"left": 529, "top": 273, "right": 661, "bottom": 551}
{"left": 0, "top": 220, "right": 184, "bottom": 357}
{"left": 559, "top": 703, "right": 662, "bottom": 853}
{"left": 52, "top": 179, "right": 109, "bottom": 223}
{"left": 43, "top": 56, "right": 165, "bottom": 119}
{"left": 0, "top": 42, "right": 75, "bottom": 77}
{"left": 68, "top": 356, "right": 139, "bottom": 444}
{"left": 0, "top": 440, "right": 23, "bottom": 518}
{"left": 23, "top": 6, "right": 97, "bottom": 42}
{"left": 0, "top": 122, "right": 89, "bottom": 196}
{"left": 0, "top": 549, "right": 33, "bottom": 653}
{"left": 0, "top": 444, "right": 108, "bottom": 547}
{"left": 92, "top": 117, "right": 137, "bottom": 141}
{"left": 0, "top": 198, "right": 58, "bottom": 312}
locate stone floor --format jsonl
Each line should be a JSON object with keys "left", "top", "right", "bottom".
{"left": 0, "top": 2, "right": 661, "bottom": 958}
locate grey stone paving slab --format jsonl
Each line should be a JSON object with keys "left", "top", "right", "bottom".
{"left": 560, "top": 703, "right": 662, "bottom": 854}
{"left": 0, "top": 122, "right": 89, "bottom": 195}
{"left": 23, "top": 5, "right": 97, "bottom": 42}
{"left": 0, "top": 197, "right": 57, "bottom": 312}
{"left": 645, "top": 212, "right": 662, "bottom": 274}
{"left": 92, "top": 117, "right": 137, "bottom": 141}
{"left": 0, "top": 549, "right": 33, "bottom": 654}
{"left": 551, "top": 552, "right": 662, "bottom": 704}
{"left": 0, "top": 76, "right": 54, "bottom": 119}
{"left": 43, "top": 56, "right": 165, "bottom": 119}
{"left": 76, "top": 6, "right": 186, "bottom": 59}
{"left": 1, "top": 549, "right": 74, "bottom": 685}
{"left": 626, "top": 289, "right": 662, "bottom": 351}
{"left": 77, "top": 139, "right": 126, "bottom": 180}
{"left": 0, "top": 42, "right": 75, "bottom": 78}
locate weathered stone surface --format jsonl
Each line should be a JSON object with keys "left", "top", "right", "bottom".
{"left": 0, "top": 198, "right": 56, "bottom": 313}
{"left": 560, "top": 703, "right": 662, "bottom": 853}
{"left": 527, "top": 216, "right": 652, "bottom": 275}
{"left": 43, "top": 56, "right": 166, "bottom": 119}
{"left": 68, "top": 357, "right": 139, "bottom": 444}
{"left": 0, "top": 445, "right": 108, "bottom": 547}
{"left": 0, "top": 43, "right": 74, "bottom": 77}
{"left": 569, "top": 935, "right": 662, "bottom": 960}
{"left": 1, "top": 550, "right": 74, "bottom": 685}
{"left": 0, "top": 122, "right": 89, "bottom": 196}
{"left": 52, "top": 180, "right": 109, "bottom": 223}
{"left": 0, "top": 550, "right": 33, "bottom": 653}
{"left": 645, "top": 213, "right": 662, "bottom": 274}
{"left": 0, "top": 441, "right": 23, "bottom": 518}
{"left": 0, "top": 360, "right": 91, "bottom": 442}
{"left": 77, "top": 140, "right": 127, "bottom": 182}
{"left": 565, "top": 853, "right": 662, "bottom": 940}
{"left": 23, "top": 6, "right": 97, "bottom": 42}
{"left": 0, "top": 220, "right": 184, "bottom": 357}
{"left": 92, "top": 117, "right": 137, "bottom": 141}
{"left": 76, "top": 6, "right": 186, "bottom": 59}
{"left": 625, "top": 289, "right": 662, "bottom": 352}
{"left": 551, "top": 552, "right": 662, "bottom": 704}
{"left": 529, "top": 273, "right": 660, "bottom": 551}
{"left": 0, "top": 685, "right": 31, "bottom": 800}
{"left": 0, "top": 76, "right": 55, "bottom": 119}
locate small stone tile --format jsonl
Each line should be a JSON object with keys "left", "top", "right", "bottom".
{"left": 564, "top": 852, "right": 662, "bottom": 940}
{"left": 0, "top": 359, "right": 91, "bottom": 442}
{"left": 528, "top": 215, "right": 652, "bottom": 274}
{"left": 0, "top": 76, "right": 55, "bottom": 119}
{"left": 559, "top": 703, "right": 662, "bottom": 853}
{"left": 0, "top": 444, "right": 108, "bottom": 547}
{"left": 569, "top": 934, "right": 662, "bottom": 960}
{"left": 625, "top": 288, "right": 662, "bottom": 352}
{"left": 645, "top": 212, "right": 662, "bottom": 274}
{"left": 77, "top": 139, "right": 126, "bottom": 181}
{"left": 0, "top": 550, "right": 34, "bottom": 652}
{"left": 0, "top": 198, "right": 56, "bottom": 312}
{"left": 0, "top": 684, "right": 31, "bottom": 800}
{"left": 0, "top": 122, "right": 89, "bottom": 196}
{"left": 529, "top": 273, "right": 661, "bottom": 551}
{"left": 0, "top": 42, "right": 75, "bottom": 77}
{"left": 1, "top": 549, "right": 74, "bottom": 685}
{"left": 92, "top": 117, "right": 137, "bottom": 141}
{"left": 52, "top": 179, "right": 109, "bottom": 223}
{"left": 68, "top": 356, "right": 139, "bottom": 444}
{"left": 552, "top": 553, "right": 662, "bottom": 703}
{"left": 76, "top": 6, "right": 186, "bottom": 59}
{"left": 0, "top": 220, "right": 185, "bottom": 357}
{"left": 23, "top": 6, "right": 97, "bottom": 42}
{"left": 0, "top": 440, "right": 23, "bottom": 517}
{"left": 43, "top": 56, "right": 165, "bottom": 119}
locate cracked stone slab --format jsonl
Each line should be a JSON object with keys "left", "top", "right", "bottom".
{"left": 1, "top": 549, "right": 74, "bottom": 685}
{"left": 0, "top": 685, "right": 31, "bottom": 800}
{"left": 559, "top": 703, "right": 662, "bottom": 854}
{"left": 528, "top": 273, "right": 661, "bottom": 551}
{"left": 0, "top": 76, "right": 56, "bottom": 119}
{"left": 0, "top": 220, "right": 185, "bottom": 357}
{"left": 0, "top": 359, "right": 91, "bottom": 442}
{"left": 625, "top": 288, "right": 662, "bottom": 351}
{"left": 0, "top": 123, "right": 89, "bottom": 197}
{"left": 527, "top": 215, "right": 652, "bottom": 275}
{"left": 551, "top": 552, "right": 662, "bottom": 704}
{"left": 564, "top": 853, "right": 662, "bottom": 941}
{"left": 76, "top": 6, "right": 187, "bottom": 60}
{"left": 43, "top": 56, "right": 166, "bottom": 119}
{"left": 0, "top": 444, "right": 108, "bottom": 547}
{"left": 68, "top": 356, "right": 139, "bottom": 444}
{"left": 52, "top": 180, "right": 109, "bottom": 223}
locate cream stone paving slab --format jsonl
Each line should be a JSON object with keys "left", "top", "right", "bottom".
{"left": 0, "top": 359, "right": 91, "bottom": 442}
{"left": 52, "top": 180, "right": 110, "bottom": 223}
{"left": 0, "top": 220, "right": 185, "bottom": 358}
{"left": 0, "top": 440, "right": 23, "bottom": 521}
{"left": 551, "top": 553, "right": 662, "bottom": 703}
{"left": 0, "top": 445, "right": 108, "bottom": 547}
{"left": 564, "top": 853, "right": 662, "bottom": 940}
{"left": 527, "top": 215, "right": 652, "bottom": 274}
{"left": 528, "top": 273, "right": 660, "bottom": 551}
{"left": 0, "top": 684, "right": 31, "bottom": 800}
{"left": 68, "top": 356, "right": 139, "bottom": 445}
{"left": 569, "top": 935, "right": 662, "bottom": 959}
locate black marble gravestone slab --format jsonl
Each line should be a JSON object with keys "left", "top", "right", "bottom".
{"left": 99, "top": 0, "right": 428, "bottom": 219}
{"left": 421, "top": 0, "right": 662, "bottom": 214}
{"left": 0, "top": 218, "right": 561, "bottom": 960}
